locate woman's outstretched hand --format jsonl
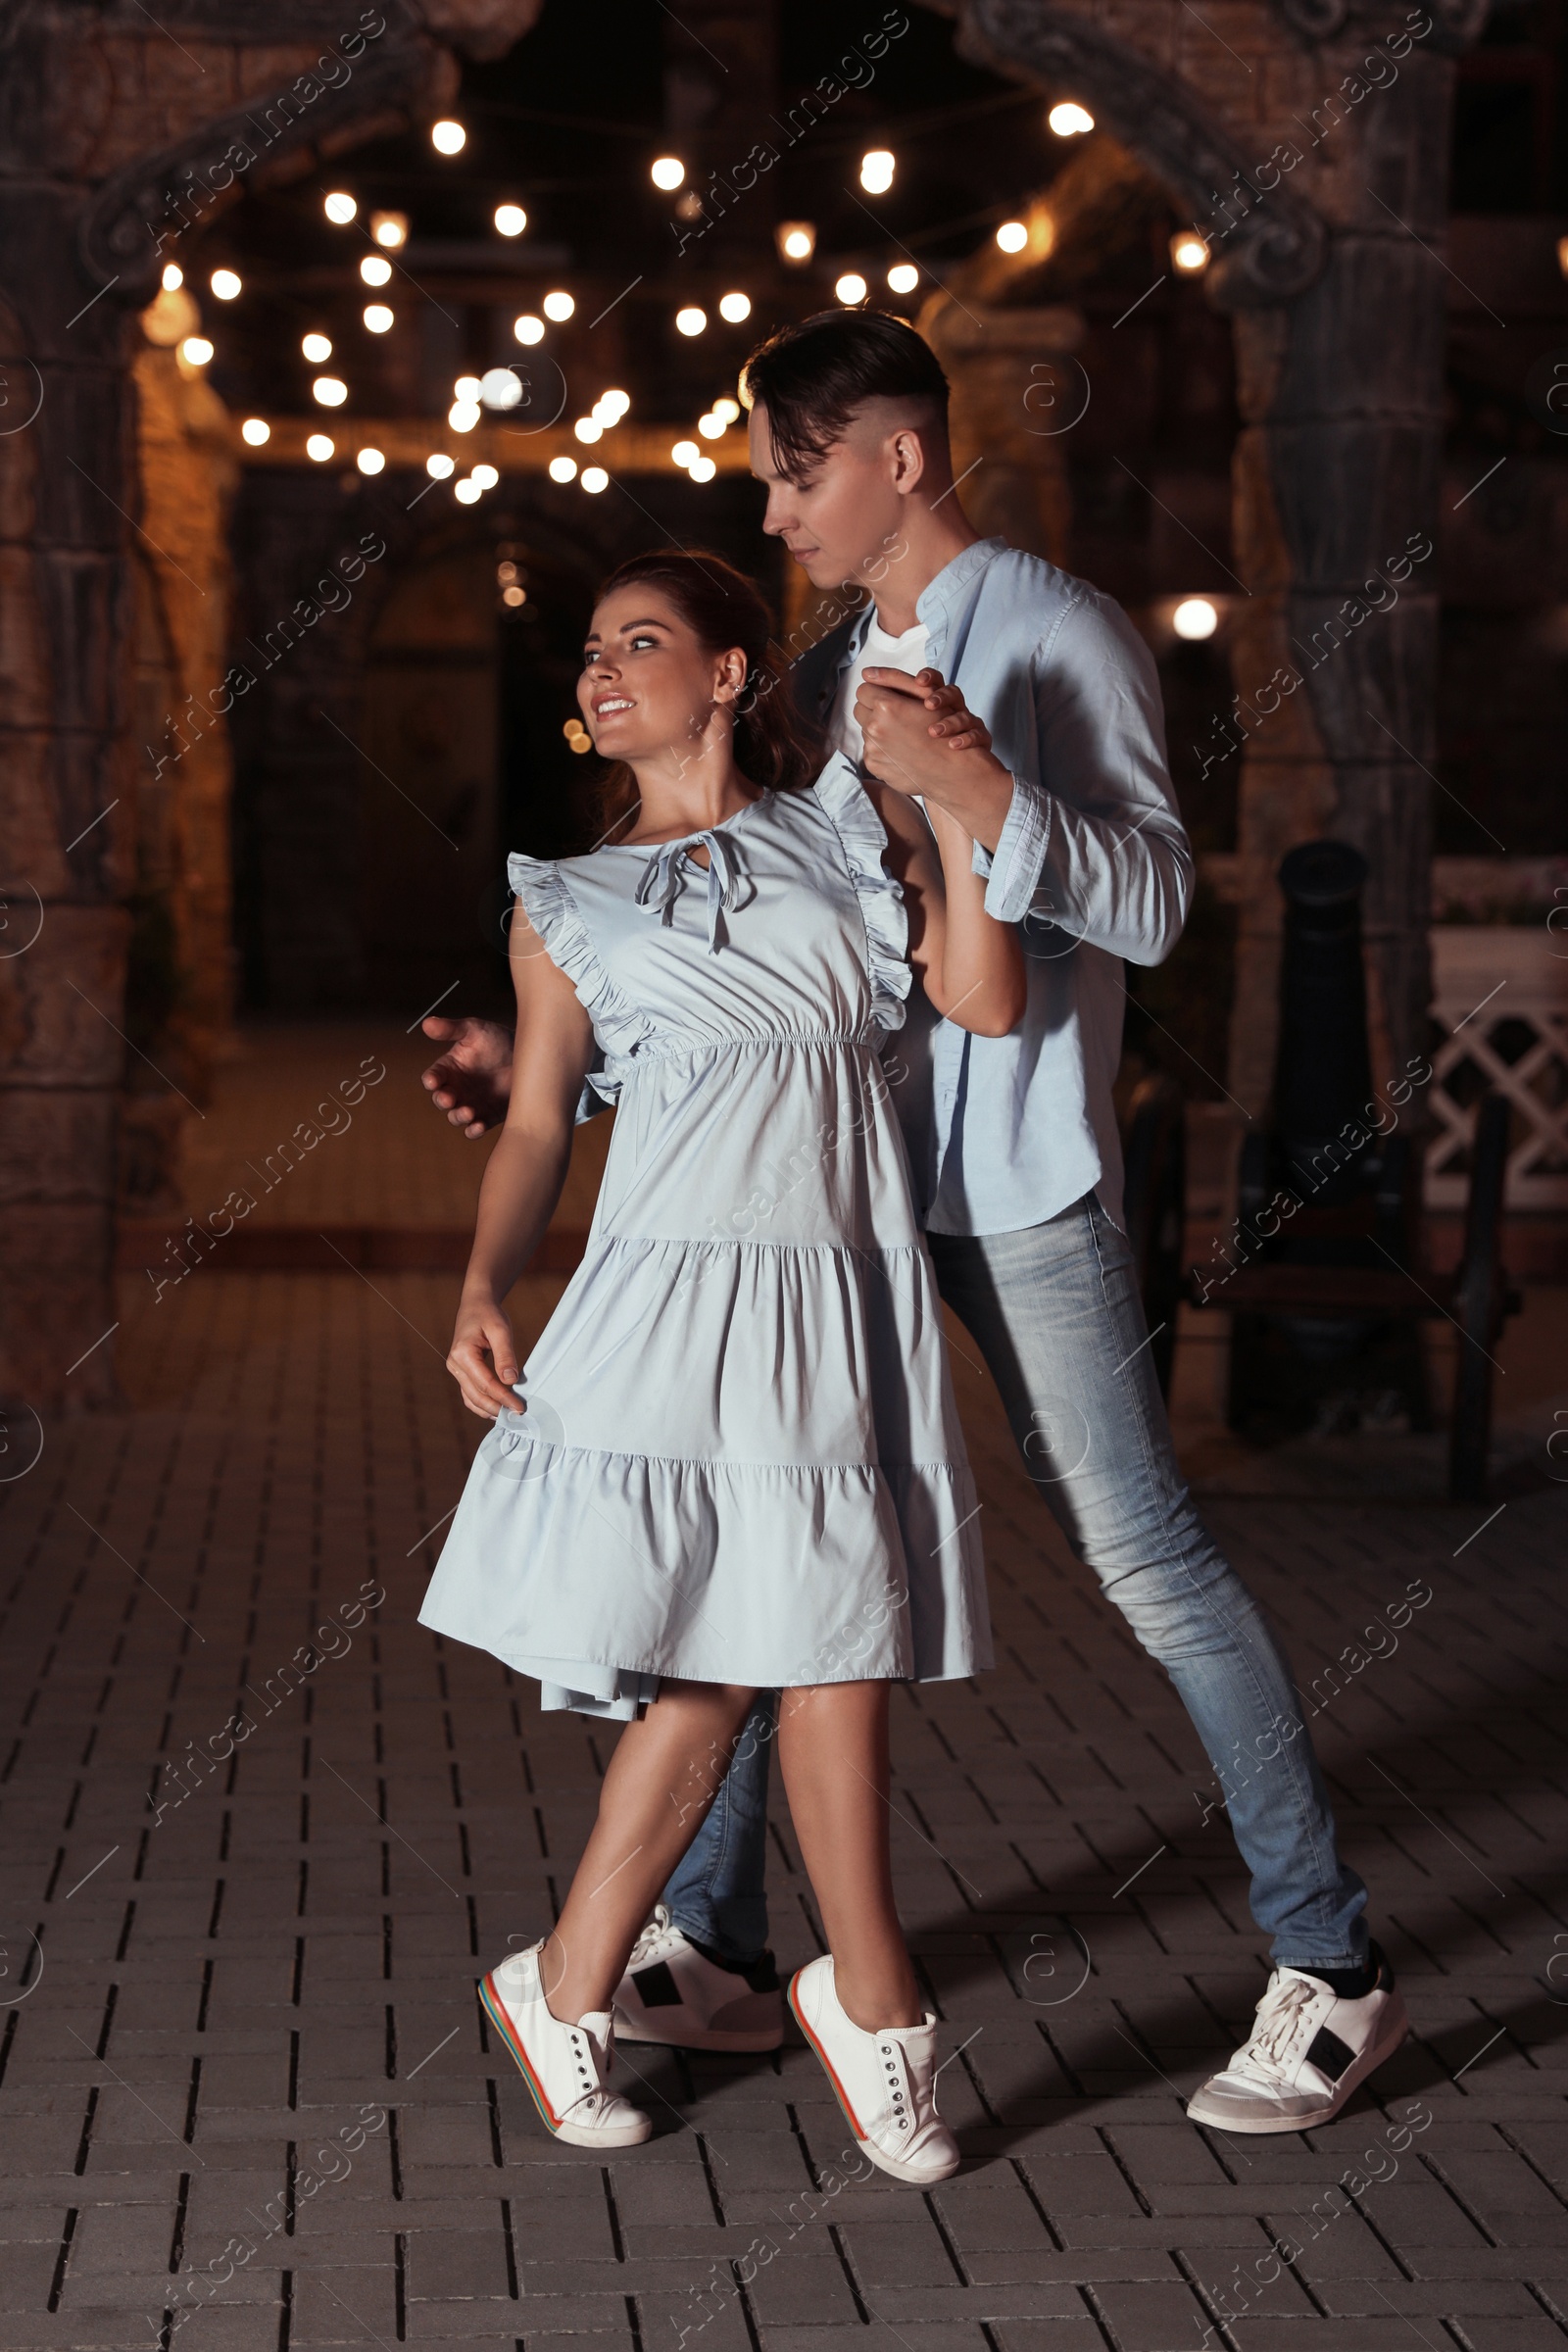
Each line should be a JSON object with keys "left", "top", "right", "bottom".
{"left": 421, "top": 1015, "right": 514, "bottom": 1137}
{"left": 448, "top": 1293, "right": 521, "bottom": 1419}
{"left": 855, "top": 666, "right": 1000, "bottom": 796}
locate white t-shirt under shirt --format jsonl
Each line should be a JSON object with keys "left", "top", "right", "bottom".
{"left": 828, "top": 612, "right": 930, "bottom": 767}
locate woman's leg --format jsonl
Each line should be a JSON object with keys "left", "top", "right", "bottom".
{"left": 774, "top": 1682, "right": 921, "bottom": 2031}
{"left": 542, "top": 1680, "right": 757, "bottom": 2023}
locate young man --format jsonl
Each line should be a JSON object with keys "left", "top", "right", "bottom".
{"left": 422, "top": 312, "right": 1407, "bottom": 2132}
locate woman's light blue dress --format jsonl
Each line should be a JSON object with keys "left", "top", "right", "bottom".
{"left": 417, "top": 757, "right": 992, "bottom": 1718}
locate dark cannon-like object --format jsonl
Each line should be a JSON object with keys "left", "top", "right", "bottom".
{"left": 1186, "top": 840, "right": 1518, "bottom": 1502}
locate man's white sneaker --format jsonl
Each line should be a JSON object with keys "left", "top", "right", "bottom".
{"left": 1187, "top": 1948, "right": 1408, "bottom": 2133}
{"left": 480, "top": 1942, "right": 652, "bottom": 2148}
{"left": 612, "top": 1906, "right": 784, "bottom": 2052}
{"left": 789, "top": 1955, "right": 960, "bottom": 2184}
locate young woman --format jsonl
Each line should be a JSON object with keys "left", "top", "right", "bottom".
{"left": 419, "top": 550, "right": 1024, "bottom": 2184}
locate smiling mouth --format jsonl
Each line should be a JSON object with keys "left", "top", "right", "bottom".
{"left": 593, "top": 696, "right": 634, "bottom": 716}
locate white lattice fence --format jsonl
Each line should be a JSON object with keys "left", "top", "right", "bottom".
{"left": 1426, "top": 927, "right": 1568, "bottom": 1210}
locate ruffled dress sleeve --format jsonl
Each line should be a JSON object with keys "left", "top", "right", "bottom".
{"left": 809, "top": 756, "right": 911, "bottom": 1040}
{"left": 507, "top": 854, "right": 652, "bottom": 1074}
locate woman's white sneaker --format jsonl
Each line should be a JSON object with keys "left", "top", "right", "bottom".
{"left": 789, "top": 1956, "right": 960, "bottom": 2184}
{"left": 612, "top": 1906, "right": 785, "bottom": 2052}
{"left": 1187, "top": 1949, "right": 1408, "bottom": 2132}
{"left": 480, "top": 1942, "right": 653, "bottom": 2148}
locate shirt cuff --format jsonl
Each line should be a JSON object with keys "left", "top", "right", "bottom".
{"left": 978, "top": 776, "right": 1051, "bottom": 923}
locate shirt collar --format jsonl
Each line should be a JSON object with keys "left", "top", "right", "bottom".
{"left": 915, "top": 536, "right": 1006, "bottom": 629}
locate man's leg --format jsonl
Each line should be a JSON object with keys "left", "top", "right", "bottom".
{"left": 661, "top": 1694, "right": 777, "bottom": 1961}
{"left": 928, "top": 1200, "right": 1369, "bottom": 1972}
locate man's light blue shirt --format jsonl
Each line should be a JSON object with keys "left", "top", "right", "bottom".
{"left": 797, "top": 537, "right": 1193, "bottom": 1237}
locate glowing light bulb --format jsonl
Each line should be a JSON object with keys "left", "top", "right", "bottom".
{"left": 302, "top": 332, "right": 332, "bottom": 363}
{"left": 363, "top": 304, "right": 393, "bottom": 333}
{"left": 887, "top": 264, "right": 919, "bottom": 295}
{"left": 161, "top": 264, "right": 183, "bottom": 292}
{"left": 1173, "top": 598, "right": 1218, "bottom": 640}
{"left": 306, "top": 433, "right": 335, "bottom": 463}
{"left": 514, "top": 314, "right": 545, "bottom": 345}
{"left": 1049, "top": 102, "right": 1095, "bottom": 135}
{"left": 240, "top": 417, "right": 270, "bottom": 446}
{"left": 859, "top": 150, "right": 895, "bottom": 195}
{"left": 313, "top": 376, "right": 347, "bottom": 406}
{"left": 370, "top": 211, "right": 408, "bottom": 249}
{"left": 426, "top": 453, "right": 456, "bottom": 478}
{"left": 718, "top": 291, "right": 752, "bottom": 323}
{"left": 180, "top": 336, "right": 214, "bottom": 366}
{"left": 356, "top": 447, "right": 385, "bottom": 474}
{"left": 697, "top": 413, "right": 724, "bottom": 439}
{"left": 777, "top": 221, "right": 815, "bottom": 264}
{"left": 1171, "top": 230, "right": 1210, "bottom": 273}
{"left": 454, "top": 477, "right": 482, "bottom": 503}
{"left": 471, "top": 463, "right": 499, "bottom": 489}
{"left": 360, "top": 254, "right": 392, "bottom": 287}
{"left": 675, "top": 306, "right": 707, "bottom": 337}
{"left": 651, "top": 156, "right": 685, "bottom": 190}
{"left": 688, "top": 455, "right": 716, "bottom": 483}
{"left": 448, "top": 399, "right": 481, "bottom": 432}
{"left": 834, "top": 273, "right": 867, "bottom": 306}
{"left": 581, "top": 466, "right": 609, "bottom": 493}
{"left": 494, "top": 204, "right": 528, "bottom": 237}
{"left": 431, "top": 120, "right": 466, "bottom": 155}
{"left": 598, "top": 388, "right": 630, "bottom": 420}
{"left": 996, "top": 220, "right": 1028, "bottom": 254}
{"left": 479, "top": 368, "right": 522, "bottom": 409}
{"left": 454, "top": 375, "right": 481, "bottom": 400}
{"left": 671, "top": 440, "right": 700, "bottom": 467}
{"left": 210, "top": 269, "right": 241, "bottom": 300}
{"left": 574, "top": 417, "right": 603, "bottom": 444}
{"left": 713, "top": 397, "right": 741, "bottom": 423}
{"left": 549, "top": 456, "right": 578, "bottom": 483}
{"left": 542, "top": 290, "right": 574, "bottom": 321}
{"left": 502, "top": 585, "right": 526, "bottom": 607}
{"left": 323, "top": 191, "right": 357, "bottom": 224}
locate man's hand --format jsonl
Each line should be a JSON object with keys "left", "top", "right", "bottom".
{"left": 855, "top": 667, "right": 1013, "bottom": 841}
{"left": 420, "top": 1015, "right": 514, "bottom": 1138}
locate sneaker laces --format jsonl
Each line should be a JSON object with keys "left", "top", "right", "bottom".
{"left": 1236, "top": 1974, "right": 1318, "bottom": 2081}
{"left": 628, "top": 1906, "right": 674, "bottom": 1966}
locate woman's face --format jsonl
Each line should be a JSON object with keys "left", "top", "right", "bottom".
{"left": 578, "top": 586, "right": 745, "bottom": 763}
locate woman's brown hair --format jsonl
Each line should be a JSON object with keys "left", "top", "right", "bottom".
{"left": 586, "top": 550, "right": 820, "bottom": 839}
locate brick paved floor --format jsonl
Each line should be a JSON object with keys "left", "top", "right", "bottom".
{"left": 3, "top": 1057, "right": 1567, "bottom": 2351}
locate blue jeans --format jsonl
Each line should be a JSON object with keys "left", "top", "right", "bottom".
{"left": 663, "top": 1196, "right": 1369, "bottom": 1972}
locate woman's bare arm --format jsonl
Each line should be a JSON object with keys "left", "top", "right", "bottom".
{"left": 447, "top": 905, "right": 596, "bottom": 1419}
{"left": 866, "top": 776, "right": 1027, "bottom": 1039}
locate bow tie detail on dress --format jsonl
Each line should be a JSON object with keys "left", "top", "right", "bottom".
{"left": 634, "top": 830, "right": 745, "bottom": 954}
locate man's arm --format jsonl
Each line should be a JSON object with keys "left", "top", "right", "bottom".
{"left": 970, "top": 596, "right": 1193, "bottom": 964}
{"left": 421, "top": 1014, "right": 610, "bottom": 1134}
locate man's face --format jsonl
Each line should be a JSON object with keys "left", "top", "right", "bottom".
{"left": 749, "top": 399, "right": 912, "bottom": 593}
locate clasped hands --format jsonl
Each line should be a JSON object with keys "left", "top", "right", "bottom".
{"left": 852, "top": 665, "right": 1008, "bottom": 812}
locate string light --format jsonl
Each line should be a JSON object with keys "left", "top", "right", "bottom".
{"left": 323, "top": 191, "right": 357, "bottom": 224}
{"left": 698, "top": 413, "right": 725, "bottom": 439}
{"left": 834, "top": 273, "right": 867, "bottom": 306}
{"left": 454, "top": 477, "right": 482, "bottom": 503}
{"left": 240, "top": 417, "right": 270, "bottom": 446}
{"left": 549, "top": 455, "right": 578, "bottom": 482}
{"left": 363, "top": 305, "right": 393, "bottom": 333}
{"left": 1049, "top": 102, "right": 1095, "bottom": 135}
{"left": 426, "top": 453, "right": 456, "bottom": 478}
{"left": 713, "top": 397, "right": 741, "bottom": 423}
{"left": 597, "top": 389, "right": 631, "bottom": 422}
{"left": 313, "top": 376, "right": 347, "bottom": 405}
{"left": 210, "top": 269, "right": 241, "bottom": 300}
{"left": 996, "top": 220, "right": 1028, "bottom": 253}
{"left": 688, "top": 455, "right": 716, "bottom": 483}
{"left": 671, "top": 440, "right": 699, "bottom": 467}
{"left": 859, "top": 150, "right": 895, "bottom": 194}
{"left": 514, "top": 314, "right": 545, "bottom": 345}
{"left": 1171, "top": 230, "right": 1210, "bottom": 272}
{"left": 180, "top": 336, "right": 213, "bottom": 366}
{"left": 302, "top": 332, "right": 332, "bottom": 363}
{"left": 430, "top": 120, "right": 466, "bottom": 155}
{"left": 448, "top": 398, "right": 481, "bottom": 431}
{"left": 564, "top": 717, "right": 591, "bottom": 753}
{"left": 360, "top": 255, "right": 392, "bottom": 287}
{"left": 161, "top": 264, "right": 183, "bottom": 292}
{"left": 888, "top": 263, "right": 919, "bottom": 294}
{"left": 542, "top": 290, "right": 574, "bottom": 321}
{"left": 776, "top": 221, "right": 815, "bottom": 264}
{"left": 1173, "top": 598, "right": 1218, "bottom": 639}
{"left": 306, "top": 434, "right": 335, "bottom": 463}
{"left": 574, "top": 417, "right": 603, "bottom": 443}
{"left": 651, "top": 157, "right": 685, "bottom": 190}
{"left": 471, "top": 463, "right": 499, "bottom": 489}
{"left": 370, "top": 211, "right": 408, "bottom": 248}
{"left": 357, "top": 447, "right": 385, "bottom": 474}
{"left": 718, "top": 291, "right": 751, "bottom": 322}
{"left": 675, "top": 306, "right": 707, "bottom": 336}
{"left": 495, "top": 204, "right": 527, "bottom": 237}
{"left": 581, "top": 466, "right": 609, "bottom": 492}
{"left": 479, "top": 368, "right": 523, "bottom": 410}
{"left": 502, "top": 585, "right": 526, "bottom": 607}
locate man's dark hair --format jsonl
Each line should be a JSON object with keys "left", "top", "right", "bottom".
{"left": 743, "top": 310, "right": 950, "bottom": 479}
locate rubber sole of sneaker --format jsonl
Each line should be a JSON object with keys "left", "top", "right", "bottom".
{"left": 1185, "top": 1991, "right": 1410, "bottom": 2133}
{"left": 612, "top": 2006, "right": 784, "bottom": 2054}
{"left": 786, "top": 1972, "right": 960, "bottom": 2185}
{"left": 479, "top": 1974, "right": 652, "bottom": 2148}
